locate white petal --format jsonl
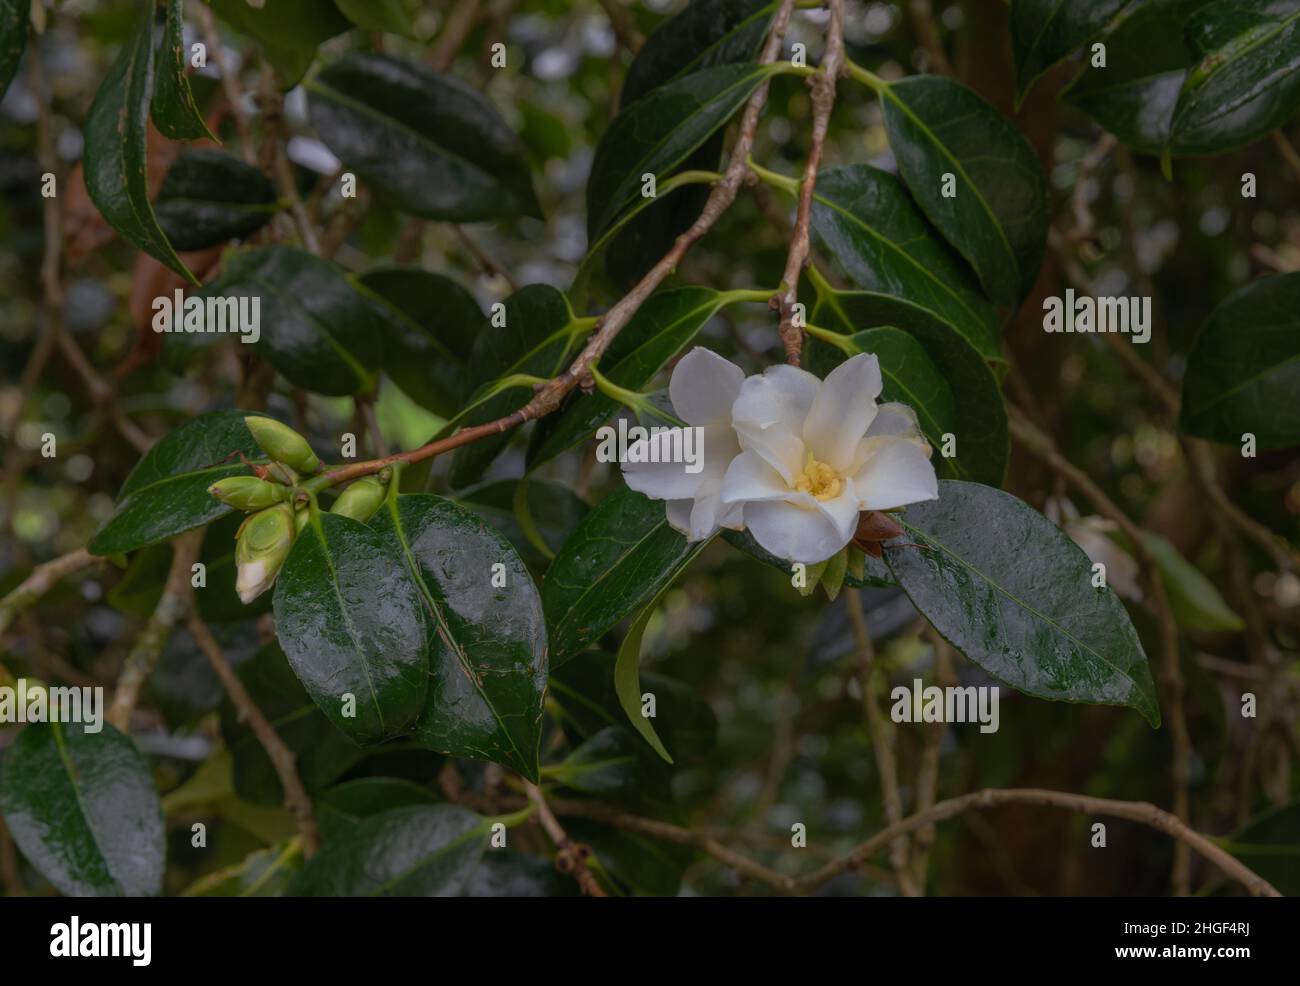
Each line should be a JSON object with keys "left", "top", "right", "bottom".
{"left": 745, "top": 499, "right": 854, "bottom": 564}
{"left": 851, "top": 438, "right": 939, "bottom": 511}
{"left": 731, "top": 364, "right": 818, "bottom": 484}
{"left": 694, "top": 421, "right": 740, "bottom": 483}
{"left": 621, "top": 430, "right": 702, "bottom": 501}
{"left": 802, "top": 353, "right": 882, "bottom": 472}
{"left": 664, "top": 499, "right": 695, "bottom": 538}
{"left": 719, "top": 450, "right": 793, "bottom": 505}
{"left": 684, "top": 489, "right": 740, "bottom": 541}
{"left": 813, "top": 483, "right": 863, "bottom": 545}
{"left": 236, "top": 560, "right": 269, "bottom": 604}
{"left": 866, "top": 402, "right": 923, "bottom": 441}
{"left": 668, "top": 347, "right": 745, "bottom": 426}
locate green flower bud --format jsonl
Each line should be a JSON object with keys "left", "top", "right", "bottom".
{"left": 330, "top": 476, "right": 386, "bottom": 523}
{"left": 245, "top": 416, "right": 320, "bottom": 474}
{"left": 294, "top": 506, "right": 310, "bottom": 534}
{"left": 208, "top": 476, "right": 289, "bottom": 511}
{"left": 235, "top": 503, "right": 295, "bottom": 604}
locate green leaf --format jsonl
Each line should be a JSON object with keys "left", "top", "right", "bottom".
{"left": 615, "top": 605, "right": 673, "bottom": 763}
{"left": 884, "top": 480, "right": 1161, "bottom": 725}
{"left": 371, "top": 494, "right": 548, "bottom": 782}
{"left": 550, "top": 726, "right": 672, "bottom": 801}
{"left": 0, "top": 721, "right": 165, "bottom": 896}
{"left": 806, "top": 325, "right": 957, "bottom": 455}
{"left": 316, "top": 778, "right": 437, "bottom": 841}
{"left": 181, "top": 841, "right": 302, "bottom": 897}
{"left": 273, "top": 511, "right": 430, "bottom": 745}
{"left": 450, "top": 284, "right": 581, "bottom": 488}
{"left": 457, "top": 479, "right": 588, "bottom": 568}
{"left": 354, "top": 266, "right": 482, "bottom": 418}
{"left": 82, "top": 0, "right": 195, "bottom": 284}
{"left": 564, "top": 817, "right": 693, "bottom": 895}
{"left": 213, "top": 246, "right": 383, "bottom": 396}
{"left": 809, "top": 166, "right": 1001, "bottom": 360}
{"left": 88, "top": 409, "right": 268, "bottom": 556}
{"left": 220, "top": 643, "right": 366, "bottom": 806}
{"left": 809, "top": 280, "right": 1008, "bottom": 486}
{"left": 1180, "top": 271, "right": 1300, "bottom": 449}
{"left": 154, "top": 150, "right": 278, "bottom": 251}
{"left": 306, "top": 52, "right": 541, "bottom": 222}
{"left": 1142, "top": 532, "right": 1243, "bottom": 633}
{"left": 152, "top": 0, "right": 217, "bottom": 140}
{"left": 1166, "top": 2, "right": 1300, "bottom": 156}
{"left": 1063, "top": 0, "right": 1215, "bottom": 153}
{"left": 528, "top": 287, "right": 729, "bottom": 469}
{"left": 462, "top": 851, "right": 579, "bottom": 896}
{"left": 550, "top": 650, "right": 717, "bottom": 760}
{"left": 332, "top": 0, "right": 416, "bottom": 37}
{"left": 877, "top": 76, "right": 1048, "bottom": 307}
{"left": 289, "top": 805, "right": 489, "bottom": 895}
{"left": 587, "top": 62, "right": 779, "bottom": 243}
{"left": 1011, "top": 0, "right": 1134, "bottom": 104}
{"left": 208, "top": 0, "right": 350, "bottom": 87}
{"left": 0, "top": 0, "right": 30, "bottom": 102}
{"left": 542, "top": 490, "right": 711, "bottom": 667}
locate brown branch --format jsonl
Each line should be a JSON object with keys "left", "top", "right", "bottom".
{"left": 774, "top": 0, "right": 844, "bottom": 365}
{"left": 846, "top": 588, "right": 920, "bottom": 895}
{"left": 186, "top": 613, "right": 322, "bottom": 856}
{"left": 107, "top": 531, "right": 204, "bottom": 731}
{"left": 910, "top": 629, "right": 955, "bottom": 888}
{"left": 795, "top": 788, "right": 1282, "bottom": 896}
{"left": 597, "top": 0, "right": 644, "bottom": 54}
{"left": 523, "top": 782, "right": 607, "bottom": 896}
{"left": 1007, "top": 407, "right": 1193, "bottom": 894}
{"left": 454, "top": 225, "right": 517, "bottom": 291}
{"left": 0, "top": 548, "right": 98, "bottom": 638}
{"left": 316, "top": 0, "right": 798, "bottom": 489}
{"left": 429, "top": 0, "right": 481, "bottom": 72}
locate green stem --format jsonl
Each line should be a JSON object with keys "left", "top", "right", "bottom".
{"left": 718, "top": 287, "right": 775, "bottom": 306}
{"left": 844, "top": 58, "right": 888, "bottom": 94}
{"left": 488, "top": 804, "right": 537, "bottom": 829}
{"left": 804, "top": 322, "right": 855, "bottom": 352}
{"left": 747, "top": 156, "right": 801, "bottom": 196}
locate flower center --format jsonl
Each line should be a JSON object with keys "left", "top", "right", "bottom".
{"left": 794, "top": 452, "right": 842, "bottom": 501}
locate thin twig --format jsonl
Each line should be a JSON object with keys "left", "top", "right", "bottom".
{"left": 523, "top": 782, "right": 607, "bottom": 896}
{"left": 1272, "top": 130, "right": 1300, "bottom": 183}
{"left": 0, "top": 549, "right": 97, "bottom": 638}
{"left": 107, "top": 531, "right": 204, "bottom": 731}
{"left": 908, "top": 0, "right": 952, "bottom": 75}
{"left": 774, "top": 0, "right": 844, "bottom": 365}
{"left": 430, "top": 0, "right": 481, "bottom": 71}
{"left": 596, "top": 0, "right": 644, "bottom": 53}
{"left": 186, "top": 613, "right": 322, "bottom": 856}
{"left": 194, "top": 0, "right": 255, "bottom": 164}
{"left": 454, "top": 225, "right": 517, "bottom": 291}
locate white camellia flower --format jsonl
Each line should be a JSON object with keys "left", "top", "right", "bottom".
{"left": 621, "top": 347, "right": 747, "bottom": 541}
{"left": 718, "top": 353, "right": 938, "bottom": 564}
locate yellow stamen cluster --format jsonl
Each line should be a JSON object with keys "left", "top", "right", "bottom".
{"left": 794, "top": 452, "right": 842, "bottom": 501}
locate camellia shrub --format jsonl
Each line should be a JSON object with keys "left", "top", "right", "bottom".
{"left": 0, "top": 0, "right": 1297, "bottom": 901}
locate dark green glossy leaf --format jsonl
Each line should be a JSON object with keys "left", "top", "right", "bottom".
{"left": 154, "top": 150, "right": 278, "bottom": 251}
{"left": 214, "top": 246, "right": 383, "bottom": 396}
{"left": 208, "top": 0, "right": 350, "bottom": 87}
{"left": 152, "top": 0, "right": 216, "bottom": 140}
{"left": 457, "top": 479, "right": 588, "bottom": 568}
{"left": 82, "top": 0, "right": 195, "bottom": 284}
{"left": 354, "top": 266, "right": 482, "bottom": 418}
{"left": 1063, "top": 0, "right": 1215, "bottom": 153}
{"left": 371, "top": 494, "right": 548, "bottom": 782}
{"left": 810, "top": 166, "right": 1000, "bottom": 360}
{"left": 289, "top": 805, "right": 489, "bottom": 895}
{"left": 333, "top": 0, "right": 416, "bottom": 37}
{"left": 0, "top": 0, "right": 29, "bottom": 102}
{"left": 805, "top": 325, "right": 956, "bottom": 455}
{"left": 614, "top": 604, "right": 672, "bottom": 762}
{"left": 181, "top": 841, "right": 302, "bottom": 897}
{"left": 0, "top": 721, "right": 164, "bottom": 896}
{"left": 450, "top": 284, "right": 580, "bottom": 488}
{"left": 273, "top": 511, "right": 430, "bottom": 745}
{"left": 306, "top": 52, "right": 540, "bottom": 222}
{"left": 809, "top": 281, "right": 1008, "bottom": 486}
{"left": 550, "top": 726, "right": 672, "bottom": 801}
{"left": 1180, "top": 271, "right": 1300, "bottom": 449}
{"left": 88, "top": 409, "right": 267, "bottom": 555}
{"left": 316, "top": 777, "right": 437, "bottom": 841}
{"left": 587, "top": 62, "right": 778, "bottom": 242}
{"left": 529, "top": 287, "right": 729, "bottom": 469}
{"left": 152, "top": 619, "right": 258, "bottom": 729}
{"left": 1167, "top": 2, "right": 1300, "bottom": 155}
{"left": 605, "top": 0, "right": 775, "bottom": 290}
{"left": 879, "top": 76, "right": 1048, "bottom": 307}
{"left": 220, "top": 643, "right": 366, "bottom": 806}
{"left": 462, "top": 851, "right": 578, "bottom": 896}
{"left": 1011, "top": 0, "right": 1133, "bottom": 104}
{"left": 884, "top": 480, "right": 1161, "bottom": 725}
{"left": 542, "top": 490, "right": 711, "bottom": 667}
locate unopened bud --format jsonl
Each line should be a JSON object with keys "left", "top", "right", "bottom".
{"left": 294, "top": 506, "right": 310, "bottom": 534}
{"left": 330, "top": 476, "right": 386, "bottom": 522}
{"left": 209, "top": 476, "right": 289, "bottom": 510}
{"left": 245, "top": 416, "right": 320, "bottom": 474}
{"left": 235, "top": 503, "right": 295, "bottom": 604}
